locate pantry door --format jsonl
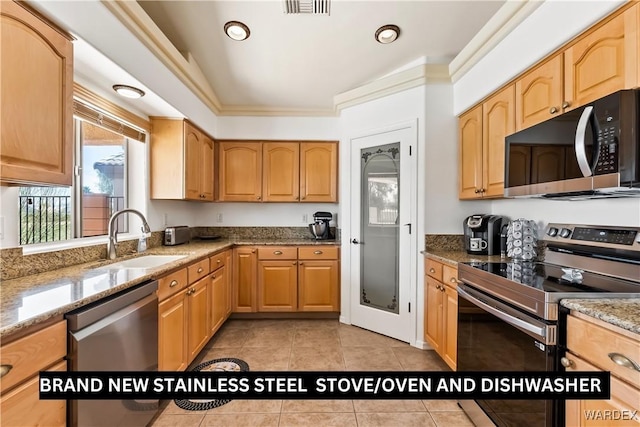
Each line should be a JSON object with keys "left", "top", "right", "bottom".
{"left": 349, "top": 123, "right": 415, "bottom": 343}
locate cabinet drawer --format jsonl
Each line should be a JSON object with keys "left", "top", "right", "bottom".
{"left": 157, "top": 268, "right": 188, "bottom": 301}
{"left": 425, "top": 258, "right": 443, "bottom": 281}
{"left": 209, "top": 251, "right": 227, "bottom": 271}
{"left": 298, "top": 246, "right": 338, "bottom": 260}
{"left": 1, "top": 360, "right": 66, "bottom": 427}
{"left": 442, "top": 265, "right": 459, "bottom": 289}
{"left": 257, "top": 246, "right": 297, "bottom": 260}
{"left": 567, "top": 315, "right": 640, "bottom": 390}
{"left": 1, "top": 320, "right": 66, "bottom": 393}
{"left": 188, "top": 258, "right": 210, "bottom": 283}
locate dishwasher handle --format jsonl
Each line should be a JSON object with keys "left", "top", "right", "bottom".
{"left": 66, "top": 280, "right": 158, "bottom": 332}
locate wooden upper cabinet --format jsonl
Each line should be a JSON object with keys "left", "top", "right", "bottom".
{"left": 184, "top": 122, "right": 214, "bottom": 201}
{"left": 263, "top": 142, "right": 299, "bottom": 202}
{"left": 483, "top": 85, "right": 514, "bottom": 198}
{"left": 515, "top": 54, "right": 564, "bottom": 131}
{"left": 0, "top": 1, "right": 73, "bottom": 186}
{"left": 218, "top": 141, "right": 262, "bottom": 201}
{"left": 300, "top": 142, "right": 338, "bottom": 202}
{"left": 564, "top": 5, "right": 639, "bottom": 110}
{"left": 458, "top": 105, "right": 483, "bottom": 199}
{"left": 150, "top": 119, "right": 214, "bottom": 201}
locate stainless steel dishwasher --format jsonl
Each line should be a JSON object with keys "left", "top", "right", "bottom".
{"left": 66, "top": 280, "right": 158, "bottom": 427}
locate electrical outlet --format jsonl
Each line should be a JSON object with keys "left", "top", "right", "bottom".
{"left": 302, "top": 214, "right": 308, "bottom": 223}
{"left": 217, "top": 213, "right": 223, "bottom": 223}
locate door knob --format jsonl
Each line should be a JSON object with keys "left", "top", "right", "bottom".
{"left": 351, "top": 238, "right": 363, "bottom": 245}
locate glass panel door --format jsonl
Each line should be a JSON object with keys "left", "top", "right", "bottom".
{"left": 360, "top": 143, "right": 400, "bottom": 313}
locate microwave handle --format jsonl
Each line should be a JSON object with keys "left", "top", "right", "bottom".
{"left": 575, "top": 106, "right": 601, "bottom": 177}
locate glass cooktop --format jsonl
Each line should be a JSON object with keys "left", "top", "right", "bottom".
{"left": 463, "top": 261, "right": 640, "bottom": 294}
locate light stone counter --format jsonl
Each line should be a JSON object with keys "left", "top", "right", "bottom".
{"left": 0, "top": 238, "right": 338, "bottom": 338}
{"left": 561, "top": 298, "right": 640, "bottom": 335}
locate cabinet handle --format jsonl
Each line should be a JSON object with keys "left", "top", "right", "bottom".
{"left": 562, "top": 101, "right": 571, "bottom": 109}
{"left": 608, "top": 353, "right": 640, "bottom": 372}
{"left": 169, "top": 280, "right": 179, "bottom": 288}
{"left": 474, "top": 188, "right": 480, "bottom": 194}
{"left": 217, "top": 259, "right": 221, "bottom": 264}
{"left": 314, "top": 250, "right": 323, "bottom": 255}
{"left": 450, "top": 277, "right": 457, "bottom": 283}
{"left": 257, "top": 196, "right": 261, "bottom": 200}
{"left": 560, "top": 357, "right": 574, "bottom": 368}
{"left": 429, "top": 268, "right": 436, "bottom": 273}
{"left": 301, "top": 196, "right": 306, "bottom": 200}
{"left": 299, "top": 262, "right": 303, "bottom": 265}
{"left": 480, "top": 188, "right": 486, "bottom": 193}
{"left": 293, "top": 261, "right": 297, "bottom": 265}
{"left": 212, "top": 274, "right": 216, "bottom": 279}
{"left": 549, "top": 106, "right": 558, "bottom": 114}
{"left": 186, "top": 288, "right": 193, "bottom": 296}
{"left": 197, "top": 267, "right": 203, "bottom": 273}
{"left": 274, "top": 250, "right": 283, "bottom": 255}
{"left": 251, "top": 249, "right": 256, "bottom": 253}
{"left": 0, "top": 364, "right": 13, "bottom": 378}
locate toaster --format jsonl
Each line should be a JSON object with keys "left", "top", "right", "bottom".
{"left": 164, "top": 226, "right": 190, "bottom": 246}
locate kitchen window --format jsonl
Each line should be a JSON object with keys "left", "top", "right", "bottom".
{"left": 19, "top": 99, "right": 147, "bottom": 246}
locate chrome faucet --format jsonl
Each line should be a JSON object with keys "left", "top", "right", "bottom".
{"left": 107, "top": 209, "right": 151, "bottom": 260}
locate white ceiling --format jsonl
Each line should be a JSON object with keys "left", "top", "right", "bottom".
{"left": 134, "top": 0, "right": 505, "bottom": 114}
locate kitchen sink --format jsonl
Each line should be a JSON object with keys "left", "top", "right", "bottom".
{"left": 98, "top": 254, "right": 188, "bottom": 270}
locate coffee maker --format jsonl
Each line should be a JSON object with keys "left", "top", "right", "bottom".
{"left": 308, "top": 211, "right": 333, "bottom": 240}
{"left": 463, "top": 214, "right": 507, "bottom": 255}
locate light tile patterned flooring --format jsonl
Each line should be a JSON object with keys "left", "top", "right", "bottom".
{"left": 150, "top": 319, "right": 474, "bottom": 427}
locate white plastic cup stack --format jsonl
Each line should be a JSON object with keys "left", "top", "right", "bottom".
{"left": 507, "top": 219, "right": 538, "bottom": 261}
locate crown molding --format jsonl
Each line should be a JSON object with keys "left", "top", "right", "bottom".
{"left": 334, "top": 64, "right": 450, "bottom": 113}
{"left": 101, "top": 0, "right": 222, "bottom": 114}
{"left": 449, "top": 0, "right": 543, "bottom": 83}
{"left": 217, "top": 105, "right": 337, "bottom": 117}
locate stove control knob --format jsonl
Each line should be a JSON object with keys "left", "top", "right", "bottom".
{"left": 560, "top": 228, "right": 572, "bottom": 238}
{"left": 547, "top": 227, "right": 559, "bottom": 237}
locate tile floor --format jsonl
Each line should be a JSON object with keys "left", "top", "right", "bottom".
{"left": 150, "top": 319, "right": 474, "bottom": 427}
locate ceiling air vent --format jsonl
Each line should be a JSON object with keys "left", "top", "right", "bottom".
{"left": 283, "top": 0, "right": 330, "bottom": 15}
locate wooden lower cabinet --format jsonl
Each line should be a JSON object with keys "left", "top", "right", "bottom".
{"left": 1, "top": 360, "right": 66, "bottom": 427}
{"left": 186, "top": 276, "right": 210, "bottom": 362}
{"left": 258, "top": 260, "right": 298, "bottom": 311}
{"left": 298, "top": 260, "right": 339, "bottom": 311}
{"left": 424, "top": 258, "right": 458, "bottom": 370}
{"left": 158, "top": 290, "right": 187, "bottom": 371}
{"left": 210, "top": 265, "right": 228, "bottom": 334}
{"left": 233, "top": 247, "right": 257, "bottom": 312}
{"left": 564, "top": 312, "right": 640, "bottom": 427}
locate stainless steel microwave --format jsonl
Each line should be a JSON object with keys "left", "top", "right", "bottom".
{"left": 504, "top": 89, "right": 640, "bottom": 199}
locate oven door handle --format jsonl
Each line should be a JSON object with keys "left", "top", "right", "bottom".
{"left": 458, "top": 286, "right": 547, "bottom": 341}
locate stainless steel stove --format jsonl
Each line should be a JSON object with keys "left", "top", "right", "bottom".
{"left": 456, "top": 223, "right": 640, "bottom": 427}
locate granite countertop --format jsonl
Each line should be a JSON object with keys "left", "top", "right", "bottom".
{"left": 0, "top": 238, "right": 339, "bottom": 339}
{"left": 422, "top": 249, "right": 505, "bottom": 267}
{"left": 561, "top": 299, "right": 640, "bottom": 335}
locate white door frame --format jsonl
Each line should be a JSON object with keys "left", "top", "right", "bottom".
{"left": 340, "top": 119, "right": 418, "bottom": 346}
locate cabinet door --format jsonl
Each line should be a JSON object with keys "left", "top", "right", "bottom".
{"left": 0, "top": 1, "right": 73, "bottom": 186}
{"left": 158, "top": 290, "right": 187, "bottom": 371}
{"left": 564, "top": 352, "right": 640, "bottom": 427}
{"left": 233, "top": 247, "right": 257, "bottom": 312}
{"left": 564, "top": 6, "right": 639, "bottom": 110}
{"left": 424, "top": 276, "right": 443, "bottom": 353}
{"left": 458, "top": 106, "right": 483, "bottom": 199}
{"left": 201, "top": 134, "right": 215, "bottom": 201}
{"left": 298, "top": 260, "right": 339, "bottom": 311}
{"left": 258, "top": 260, "right": 298, "bottom": 312}
{"left": 186, "top": 277, "right": 210, "bottom": 363}
{"left": 442, "top": 285, "right": 458, "bottom": 371}
{"left": 184, "top": 122, "right": 203, "bottom": 200}
{"left": 515, "top": 54, "right": 564, "bottom": 131}
{"left": 210, "top": 266, "right": 226, "bottom": 335}
{"left": 224, "top": 250, "right": 233, "bottom": 317}
{"left": 1, "top": 360, "right": 66, "bottom": 427}
{"left": 218, "top": 141, "right": 262, "bottom": 201}
{"left": 263, "top": 142, "right": 299, "bottom": 202}
{"left": 483, "top": 85, "right": 514, "bottom": 198}
{"left": 300, "top": 142, "right": 338, "bottom": 202}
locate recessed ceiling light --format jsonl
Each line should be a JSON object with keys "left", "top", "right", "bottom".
{"left": 112, "top": 84, "right": 145, "bottom": 99}
{"left": 375, "top": 24, "right": 400, "bottom": 44}
{"left": 224, "top": 21, "right": 250, "bottom": 41}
